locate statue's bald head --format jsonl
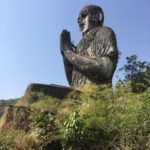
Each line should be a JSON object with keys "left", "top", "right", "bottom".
{"left": 78, "top": 5, "right": 104, "bottom": 35}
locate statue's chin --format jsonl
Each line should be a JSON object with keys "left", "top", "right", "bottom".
{"left": 81, "top": 28, "right": 92, "bottom": 36}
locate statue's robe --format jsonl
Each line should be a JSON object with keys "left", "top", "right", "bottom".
{"left": 63, "top": 26, "right": 118, "bottom": 87}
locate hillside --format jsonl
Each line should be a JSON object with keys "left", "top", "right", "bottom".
{"left": 0, "top": 84, "right": 150, "bottom": 150}
{"left": 0, "top": 98, "right": 18, "bottom": 117}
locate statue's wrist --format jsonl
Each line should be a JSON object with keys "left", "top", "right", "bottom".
{"left": 62, "top": 44, "right": 72, "bottom": 51}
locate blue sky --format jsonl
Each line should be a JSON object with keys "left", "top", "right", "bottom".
{"left": 0, "top": 0, "right": 150, "bottom": 99}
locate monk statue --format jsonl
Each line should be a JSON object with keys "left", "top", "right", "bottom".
{"left": 25, "top": 5, "right": 118, "bottom": 99}
{"left": 60, "top": 5, "right": 119, "bottom": 88}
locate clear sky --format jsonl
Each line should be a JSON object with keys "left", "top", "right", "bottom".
{"left": 0, "top": 0, "right": 150, "bottom": 99}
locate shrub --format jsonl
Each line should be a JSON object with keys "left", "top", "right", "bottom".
{"left": 119, "top": 54, "right": 150, "bottom": 93}
{"left": 62, "top": 111, "right": 84, "bottom": 150}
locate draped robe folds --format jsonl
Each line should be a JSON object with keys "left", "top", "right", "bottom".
{"left": 63, "top": 26, "right": 118, "bottom": 88}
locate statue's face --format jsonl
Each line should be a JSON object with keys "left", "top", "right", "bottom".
{"left": 78, "top": 11, "right": 93, "bottom": 35}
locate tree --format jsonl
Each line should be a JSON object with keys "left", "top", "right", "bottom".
{"left": 119, "top": 54, "right": 150, "bottom": 93}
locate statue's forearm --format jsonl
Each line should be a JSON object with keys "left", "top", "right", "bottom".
{"left": 62, "top": 55, "right": 73, "bottom": 85}
{"left": 64, "top": 50, "right": 95, "bottom": 67}
{"left": 63, "top": 50, "right": 114, "bottom": 79}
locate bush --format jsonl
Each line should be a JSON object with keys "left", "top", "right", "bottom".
{"left": 119, "top": 54, "right": 150, "bottom": 93}
{"left": 30, "top": 109, "right": 58, "bottom": 148}
{"left": 62, "top": 111, "right": 84, "bottom": 149}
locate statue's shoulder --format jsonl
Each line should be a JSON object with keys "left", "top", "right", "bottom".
{"left": 96, "top": 26, "right": 116, "bottom": 37}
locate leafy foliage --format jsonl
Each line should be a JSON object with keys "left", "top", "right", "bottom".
{"left": 63, "top": 111, "right": 84, "bottom": 149}
{"left": 30, "top": 109, "right": 58, "bottom": 148}
{"left": 119, "top": 54, "right": 150, "bottom": 93}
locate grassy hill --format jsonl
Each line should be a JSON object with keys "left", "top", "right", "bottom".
{"left": 0, "top": 84, "right": 150, "bottom": 150}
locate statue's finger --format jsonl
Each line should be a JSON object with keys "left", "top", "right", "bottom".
{"left": 66, "top": 31, "right": 71, "bottom": 41}
{"left": 61, "top": 30, "right": 67, "bottom": 38}
{"left": 62, "top": 29, "right": 67, "bottom": 33}
{"left": 67, "top": 31, "right": 71, "bottom": 39}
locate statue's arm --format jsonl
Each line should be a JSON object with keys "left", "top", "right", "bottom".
{"left": 60, "top": 30, "right": 74, "bottom": 85}
{"left": 62, "top": 56, "right": 73, "bottom": 85}
{"left": 63, "top": 28, "right": 118, "bottom": 81}
{"left": 63, "top": 50, "right": 109, "bottom": 80}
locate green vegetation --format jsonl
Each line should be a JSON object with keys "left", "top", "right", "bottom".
{"left": 0, "top": 55, "right": 150, "bottom": 149}
{"left": 0, "top": 98, "right": 18, "bottom": 117}
{"left": 0, "top": 83, "right": 150, "bottom": 150}
{"left": 119, "top": 54, "right": 150, "bottom": 93}
{"left": 0, "top": 131, "right": 17, "bottom": 150}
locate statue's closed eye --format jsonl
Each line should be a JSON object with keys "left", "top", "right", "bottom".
{"left": 81, "top": 13, "right": 87, "bottom": 18}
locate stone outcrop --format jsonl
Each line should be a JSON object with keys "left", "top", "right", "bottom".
{"left": 0, "top": 105, "right": 30, "bottom": 132}
{"left": 25, "top": 83, "right": 73, "bottom": 99}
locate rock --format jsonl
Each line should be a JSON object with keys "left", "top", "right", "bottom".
{"left": 0, "top": 105, "right": 30, "bottom": 132}
{"left": 24, "top": 83, "right": 73, "bottom": 99}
